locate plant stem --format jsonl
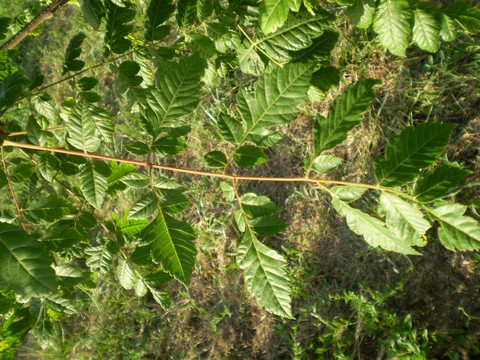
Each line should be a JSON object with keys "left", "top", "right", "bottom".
{"left": 1, "top": 146, "right": 27, "bottom": 231}
{"left": 0, "top": 0, "right": 71, "bottom": 50}
{"left": 3, "top": 140, "right": 415, "bottom": 200}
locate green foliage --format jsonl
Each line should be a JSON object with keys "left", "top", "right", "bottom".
{"left": 347, "top": 0, "right": 480, "bottom": 56}
{"left": 0, "top": 0, "right": 479, "bottom": 355}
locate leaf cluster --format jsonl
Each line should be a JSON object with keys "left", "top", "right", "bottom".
{"left": 0, "top": 0, "right": 478, "bottom": 353}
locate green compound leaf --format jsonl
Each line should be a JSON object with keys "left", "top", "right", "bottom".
{"left": 234, "top": 145, "right": 268, "bottom": 167}
{"left": 0, "top": 224, "right": 56, "bottom": 301}
{"left": 139, "top": 209, "right": 197, "bottom": 284}
{"left": 313, "top": 79, "right": 379, "bottom": 154}
{"left": 238, "top": 11, "right": 336, "bottom": 74}
{"left": 237, "top": 230, "right": 293, "bottom": 318}
{"left": 431, "top": 204, "right": 480, "bottom": 251}
{"left": 259, "top": 0, "right": 291, "bottom": 35}
{"left": 332, "top": 196, "right": 421, "bottom": 255}
{"left": 373, "top": 0, "right": 411, "bottom": 56}
{"left": 412, "top": 8, "right": 440, "bottom": 53}
{"left": 260, "top": 10, "right": 336, "bottom": 64}
{"left": 197, "top": 0, "right": 215, "bottom": 21}
{"left": 378, "top": 193, "right": 430, "bottom": 246}
{"left": 414, "top": 163, "right": 472, "bottom": 202}
{"left": 142, "top": 55, "right": 205, "bottom": 136}
{"left": 237, "top": 62, "right": 312, "bottom": 144}
{"left": 145, "top": 0, "right": 175, "bottom": 41}
{"left": 79, "top": 160, "right": 110, "bottom": 210}
{"left": 62, "top": 33, "right": 86, "bottom": 74}
{"left": 374, "top": 123, "right": 457, "bottom": 187}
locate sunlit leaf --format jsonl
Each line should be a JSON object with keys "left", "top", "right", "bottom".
{"left": 332, "top": 197, "right": 421, "bottom": 255}
{"left": 80, "top": 160, "right": 110, "bottom": 209}
{"left": 431, "top": 204, "right": 480, "bottom": 251}
{"left": 373, "top": 0, "right": 411, "bottom": 56}
{"left": 237, "top": 230, "right": 292, "bottom": 318}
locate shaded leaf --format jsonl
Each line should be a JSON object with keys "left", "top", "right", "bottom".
{"left": 62, "top": 33, "right": 86, "bottom": 74}
{"left": 216, "top": 113, "right": 244, "bottom": 145}
{"left": 23, "top": 195, "right": 75, "bottom": 224}
{"left": 129, "top": 197, "right": 158, "bottom": 219}
{"left": 37, "top": 153, "right": 59, "bottom": 182}
{"left": 81, "top": 0, "right": 105, "bottom": 30}
{"left": 139, "top": 210, "right": 197, "bottom": 284}
{"left": 0, "top": 71, "right": 30, "bottom": 109}
{"left": 237, "top": 62, "right": 312, "bottom": 143}
{"left": 177, "top": 0, "right": 197, "bottom": 28}
{"left": 241, "top": 193, "right": 278, "bottom": 218}
{"left": 444, "top": 0, "right": 480, "bottom": 34}
{"left": 374, "top": 123, "right": 457, "bottom": 187}
{"left": 0, "top": 224, "right": 56, "bottom": 300}
{"left": 107, "top": 161, "right": 137, "bottom": 193}
{"left": 204, "top": 151, "right": 227, "bottom": 168}
{"left": 145, "top": 0, "right": 175, "bottom": 41}
{"left": 291, "top": 30, "right": 339, "bottom": 64}
{"left": 314, "top": 79, "right": 378, "bottom": 154}
{"left": 104, "top": 0, "right": 135, "bottom": 55}
{"left": 142, "top": 56, "right": 205, "bottom": 136}
{"left": 63, "top": 100, "right": 100, "bottom": 152}
{"left": 310, "top": 65, "right": 341, "bottom": 92}
{"left": 234, "top": 145, "right": 268, "bottom": 167}
{"left": 85, "top": 240, "right": 119, "bottom": 273}
{"left": 346, "top": 0, "right": 375, "bottom": 29}
{"left": 414, "top": 163, "right": 472, "bottom": 202}
{"left": 250, "top": 215, "right": 287, "bottom": 236}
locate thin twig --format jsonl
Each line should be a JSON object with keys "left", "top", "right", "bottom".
{"left": 3, "top": 140, "right": 401, "bottom": 196}
{"left": 0, "top": 0, "right": 71, "bottom": 51}
{"left": 1, "top": 146, "right": 27, "bottom": 231}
